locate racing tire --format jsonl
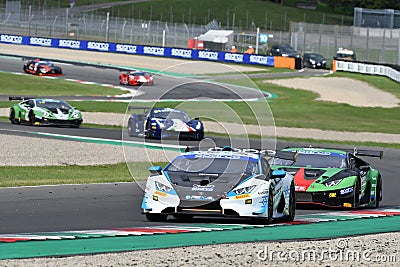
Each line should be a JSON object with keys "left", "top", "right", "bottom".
{"left": 281, "top": 182, "right": 296, "bottom": 222}
{"left": 252, "top": 187, "right": 274, "bottom": 225}
{"left": 172, "top": 214, "right": 193, "bottom": 221}
{"left": 9, "top": 108, "right": 17, "bottom": 124}
{"left": 145, "top": 123, "right": 152, "bottom": 139}
{"left": 145, "top": 213, "right": 168, "bottom": 222}
{"left": 28, "top": 111, "right": 36, "bottom": 126}
{"left": 374, "top": 178, "right": 382, "bottom": 208}
{"left": 352, "top": 179, "right": 361, "bottom": 209}
{"left": 127, "top": 120, "right": 134, "bottom": 137}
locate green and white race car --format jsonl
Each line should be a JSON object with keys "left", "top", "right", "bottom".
{"left": 9, "top": 97, "right": 83, "bottom": 128}
{"left": 269, "top": 147, "right": 383, "bottom": 209}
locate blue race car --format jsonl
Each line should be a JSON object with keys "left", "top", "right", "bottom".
{"left": 127, "top": 107, "right": 204, "bottom": 140}
{"left": 141, "top": 146, "right": 296, "bottom": 223}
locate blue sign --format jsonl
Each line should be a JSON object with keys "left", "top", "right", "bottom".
{"left": 259, "top": 34, "right": 268, "bottom": 43}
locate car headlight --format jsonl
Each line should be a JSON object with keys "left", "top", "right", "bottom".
{"left": 41, "top": 111, "right": 51, "bottom": 117}
{"left": 310, "top": 59, "right": 316, "bottom": 64}
{"left": 233, "top": 185, "right": 256, "bottom": 195}
{"left": 71, "top": 112, "right": 80, "bottom": 119}
{"left": 154, "top": 181, "right": 172, "bottom": 193}
{"left": 324, "top": 179, "right": 343, "bottom": 187}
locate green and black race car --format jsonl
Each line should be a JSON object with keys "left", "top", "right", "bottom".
{"left": 269, "top": 147, "right": 383, "bottom": 209}
{"left": 9, "top": 97, "right": 83, "bottom": 128}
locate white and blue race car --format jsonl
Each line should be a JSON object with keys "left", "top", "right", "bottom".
{"left": 141, "top": 147, "right": 296, "bottom": 223}
{"left": 128, "top": 107, "right": 204, "bottom": 140}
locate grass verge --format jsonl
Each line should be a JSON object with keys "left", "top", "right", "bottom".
{"left": 0, "top": 162, "right": 166, "bottom": 188}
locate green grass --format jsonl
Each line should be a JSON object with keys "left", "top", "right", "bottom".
{"left": 0, "top": 162, "right": 166, "bottom": 187}
{"left": 0, "top": 72, "right": 129, "bottom": 96}
{"left": 1, "top": 71, "right": 399, "bottom": 134}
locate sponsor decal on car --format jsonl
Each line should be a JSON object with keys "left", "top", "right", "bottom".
{"left": 234, "top": 194, "right": 251, "bottom": 199}
{"left": 194, "top": 154, "right": 241, "bottom": 160}
{"left": 191, "top": 184, "right": 215, "bottom": 192}
{"left": 340, "top": 187, "right": 353, "bottom": 195}
{"left": 329, "top": 192, "right": 337, "bottom": 198}
{"left": 295, "top": 186, "right": 307, "bottom": 191}
{"left": 185, "top": 195, "right": 214, "bottom": 200}
{"left": 87, "top": 41, "right": 109, "bottom": 51}
{"left": 154, "top": 190, "right": 167, "bottom": 197}
{"left": 30, "top": 37, "right": 52, "bottom": 46}
{"left": 0, "top": 34, "right": 23, "bottom": 44}
{"left": 116, "top": 44, "right": 137, "bottom": 54}
{"left": 59, "top": 39, "right": 81, "bottom": 49}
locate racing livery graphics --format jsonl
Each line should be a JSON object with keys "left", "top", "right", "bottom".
{"left": 127, "top": 107, "right": 204, "bottom": 140}
{"left": 269, "top": 147, "right": 383, "bottom": 209}
{"left": 119, "top": 70, "right": 154, "bottom": 86}
{"left": 141, "top": 147, "right": 296, "bottom": 223}
{"left": 23, "top": 59, "right": 62, "bottom": 76}
{"left": 9, "top": 97, "right": 83, "bottom": 127}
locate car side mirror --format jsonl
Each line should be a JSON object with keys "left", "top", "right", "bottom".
{"left": 359, "top": 166, "right": 370, "bottom": 172}
{"left": 194, "top": 117, "right": 200, "bottom": 120}
{"left": 271, "top": 169, "right": 286, "bottom": 179}
{"left": 255, "top": 174, "right": 267, "bottom": 180}
{"left": 148, "top": 166, "right": 162, "bottom": 175}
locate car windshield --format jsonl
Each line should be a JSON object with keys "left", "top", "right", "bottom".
{"left": 280, "top": 46, "right": 295, "bottom": 52}
{"left": 36, "top": 100, "right": 72, "bottom": 110}
{"left": 165, "top": 156, "right": 259, "bottom": 175}
{"left": 336, "top": 53, "right": 356, "bottom": 60}
{"left": 308, "top": 54, "right": 324, "bottom": 60}
{"left": 153, "top": 110, "right": 190, "bottom": 121}
{"left": 269, "top": 153, "right": 347, "bottom": 168}
{"left": 131, "top": 72, "right": 148, "bottom": 76}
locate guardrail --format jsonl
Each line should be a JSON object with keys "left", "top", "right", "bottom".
{"left": 333, "top": 59, "right": 400, "bottom": 83}
{"left": 0, "top": 33, "right": 276, "bottom": 67}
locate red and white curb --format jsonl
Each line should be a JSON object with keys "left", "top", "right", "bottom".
{"left": 1, "top": 208, "right": 399, "bottom": 243}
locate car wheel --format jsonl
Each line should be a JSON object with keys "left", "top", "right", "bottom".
{"left": 28, "top": 111, "right": 36, "bottom": 126}
{"left": 282, "top": 182, "right": 295, "bottom": 222}
{"left": 127, "top": 120, "right": 134, "bottom": 137}
{"left": 9, "top": 108, "right": 17, "bottom": 124}
{"left": 145, "top": 123, "right": 152, "bottom": 139}
{"left": 352, "top": 179, "right": 361, "bottom": 209}
{"left": 374, "top": 178, "right": 382, "bottom": 208}
{"left": 145, "top": 213, "right": 168, "bottom": 222}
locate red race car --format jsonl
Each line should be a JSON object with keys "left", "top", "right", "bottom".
{"left": 23, "top": 59, "right": 63, "bottom": 76}
{"left": 119, "top": 70, "right": 154, "bottom": 86}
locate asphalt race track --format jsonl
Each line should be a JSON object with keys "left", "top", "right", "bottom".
{"left": 0, "top": 56, "right": 398, "bottom": 235}
{"left": 0, "top": 121, "right": 399, "bottom": 234}
{"left": 0, "top": 55, "right": 272, "bottom": 101}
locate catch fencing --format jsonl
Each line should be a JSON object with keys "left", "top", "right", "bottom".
{"left": 0, "top": 4, "right": 399, "bottom": 65}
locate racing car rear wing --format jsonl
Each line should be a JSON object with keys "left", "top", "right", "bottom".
{"left": 265, "top": 150, "right": 298, "bottom": 161}
{"left": 9, "top": 96, "right": 26, "bottom": 101}
{"left": 350, "top": 148, "right": 383, "bottom": 159}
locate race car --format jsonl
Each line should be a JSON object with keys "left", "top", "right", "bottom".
{"left": 334, "top": 48, "right": 356, "bottom": 61}
{"left": 9, "top": 97, "right": 82, "bottom": 127}
{"left": 269, "top": 147, "right": 383, "bottom": 209}
{"left": 23, "top": 59, "right": 63, "bottom": 76}
{"left": 141, "top": 146, "right": 296, "bottom": 223}
{"left": 119, "top": 70, "right": 154, "bottom": 86}
{"left": 127, "top": 107, "right": 204, "bottom": 140}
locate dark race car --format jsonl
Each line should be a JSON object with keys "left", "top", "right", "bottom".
{"left": 268, "top": 44, "right": 300, "bottom": 58}
{"left": 119, "top": 70, "right": 154, "bottom": 86}
{"left": 23, "top": 59, "right": 63, "bottom": 76}
{"left": 141, "top": 146, "right": 296, "bottom": 223}
{"left": 9, "top": 96, "right": 82, "bottom": 127}
{"left": 303, "top": 52, "right": 327, "bottom": 69}
{"left": 269, "top": 147, "right": 383, "bottom": 209}
{"left": 127, "top": 107, "right": 204, "bottom": 140}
